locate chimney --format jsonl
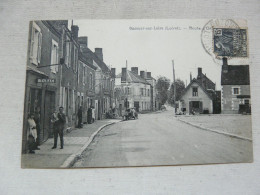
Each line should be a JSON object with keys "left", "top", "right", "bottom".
{"left": 121, "top": 68, "right": 126, "bottom": 83}
{"left": 95, "top": 48, "right": 103, "bottom": 61}
{"left": 190, "top": 72, "right": 192, "bottom": 82}
{"left": 78, "top": 36, "right": 88, "bottom": 53}
{"left": 131, "top": 67, "right": 138, "bottom": 75}
{"left": 198, "top": 67, "right": 202, "bottom": 78}
{"left": 111, "top": 68, "right": 116, "bottom": 78}
{"left": 222, "top": 57, "right": 228, "bottom": 73}
{"left": 147, "top": 72, "right": 151, "bottom": 79}
{"left": 140, "top": 71, "right": 145, "bottom": 79}
{"left": 71, "top": 25, "right": 79, "bottom": 41}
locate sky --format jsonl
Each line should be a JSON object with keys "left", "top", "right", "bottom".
{"left": 73, "top": 19, "right": 249, "bottom": 90}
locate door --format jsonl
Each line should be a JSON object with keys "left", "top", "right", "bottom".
{"left": 43, "top": 91, "right": 55, "bottom": 140}
{"left": 189, "top": 101, "right": 201, "bottom": 114}
{"left": 134, "top": 101, "right": 140, "bottom": 112}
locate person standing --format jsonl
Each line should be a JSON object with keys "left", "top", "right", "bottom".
{"left": 91, "top": 106, "right": 95, "bottom": 123}
{"left": 51, "top": 107, "right": 66, "bottom": 149}
{"left": 34, "top": 107, "right": 41, "bottom": 148}
{"left": 87, "top": 107, "right": 92, "bottom": 124}
{"left": 27, "top": 114, "right": 39, "bottom": 153}
{"left": 77, "top": 106, "right": 83, "bottom": 128}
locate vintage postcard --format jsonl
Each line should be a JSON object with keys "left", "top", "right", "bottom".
{"left": 21, "top": 19, "right": 252, "bottom": 168}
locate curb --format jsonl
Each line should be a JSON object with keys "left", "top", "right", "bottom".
{"left": 176, "top": 117, "right": 252, "bottom": 142}
{"left": 60, "top": 120, "right": 121, "bottom": 168}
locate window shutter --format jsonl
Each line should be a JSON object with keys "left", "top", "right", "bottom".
{"left": 55, "top": 45, "right": 59, "bottom": 72}
{"left": 65, "top": 42, "right": 69, "bottom": 66}
{"left": 51, "top": 44, "right": 55, "bottom": 73}
{"left": 30, "top": 27, "right": 35, "bottom": 59}
{"left": 37, "top": 32, "right": 42, "bottom": 64}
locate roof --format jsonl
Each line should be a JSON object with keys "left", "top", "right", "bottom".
{"left": 180, "top": 79, "right": 213, "bottom": 100}
{"left": 87, "top": 48, "right": 110, "bottom": 73}
{"left": 116, "top": 70, "right": 150, "bottom": 85}
{"left": 78, "top": 52, "right": 97, "bottom": 70}
{"left": 197, "top": 73, "right": 215, "bottom": 90}
{"left": 221, "top": 65, "right": 250, "bottom": 85}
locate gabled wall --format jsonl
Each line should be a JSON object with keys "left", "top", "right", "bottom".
{"left": 181, "top": 82, "right": 213, "bottom": 114}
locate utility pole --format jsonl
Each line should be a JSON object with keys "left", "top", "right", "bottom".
{"left": 172, "top": 60, "right": 176, "bottom": 114}
{"left": 125, "top": 60, "right": 128, "bottom": 109}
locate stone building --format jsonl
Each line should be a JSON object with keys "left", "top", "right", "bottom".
{"left": 115, "top": 67, "right": 152, "bottom": 114}
{"left": 178, "top": 67, "right": 220, "bottom": 114}
{"left": 77, "top": 42, "right": 114, "bottom": 120}
{"left": 77, "top": 37, "right": 97, "bottom": 122}
{"left": 221, "top": 58, "right": 251, "bottom": 114}
{"left": 22, "top": 21, "right": 62, "bottom": 153}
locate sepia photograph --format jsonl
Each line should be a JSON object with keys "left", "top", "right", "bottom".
{"left": 21, "top": 19, "right": 252, "bottom": 168}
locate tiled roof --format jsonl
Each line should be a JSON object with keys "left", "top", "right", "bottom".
{"left": 87, "top": 48, "right": 110, "bottom": 73}
{"left": 221, "top": 65, "right": 250, "bottom": 85}
{"left": 78, "top": 52, "right": 97, "bottom": 70}
{"left": 116, "top": 70, "right": 150, "bottom": 85}
{"left": 197, "top": 73, "right": 215, "bottom": 90}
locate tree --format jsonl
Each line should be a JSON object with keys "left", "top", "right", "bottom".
{"left": 156, "top": 76, "right": 170, "bottom": 106}
{"left": 168, "top": 79, "right": 185, "bottom": 105}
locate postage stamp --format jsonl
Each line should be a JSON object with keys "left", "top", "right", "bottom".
{"left": 213, "top": 28, "right": 248, "bottom": 58}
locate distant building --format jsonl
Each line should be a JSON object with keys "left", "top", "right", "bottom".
{"left": 144, "top": 71, "right": 159, "bottom": 111}
{"left": 78, "top": 52, "right": 97, "bottom": 123}
{"left": 115, "top": 67, "right": 152, "bottom": 113}
{"left": 221, "top": 58, "right": 251, "bottom": 114}
{"left": 179, "top": 68, "right": 220, "bottom": 114}
{"left": 78, "top": 43, "right": 114, "bottom": 120}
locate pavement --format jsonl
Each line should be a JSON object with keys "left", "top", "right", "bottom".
{"left": 73, "top": 107, "right": 253, "bottom": 168}
{"left": 176, "top": 114, "right": 252, "bottom": 141}
{"left": 21, "top": 119, "right": 121, "bottom": 168}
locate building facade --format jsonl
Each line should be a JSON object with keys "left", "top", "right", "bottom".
{"left": 179, "top": 68, "right": 220, "bottom": 114}
{"left": 221, "top": 58, "right": 251, "bottom": 114}
{"left": 179, "top": 79, "right": 213, "bottom": 114}
{"left": 115, "top": 67, "right": 152, "bottom": 114}
{"left": 22, "top": 21, "right": 62, "bottom": 153}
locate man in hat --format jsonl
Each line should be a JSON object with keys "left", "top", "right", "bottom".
{"left": 51, "top": 107, "right": 66, "bottom": 149}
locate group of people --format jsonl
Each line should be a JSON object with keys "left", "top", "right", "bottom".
{"left": 27, "top": 106, "right": 66, "bottom": 154}
{"left": 77, "top": 106, "right": 95, "bottom": 128}
{"left": 28, "top": 105, "right": 96, "bottom": 154}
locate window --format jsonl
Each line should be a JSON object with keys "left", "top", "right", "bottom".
{"left": 50, "top": 39, "right": 59, "bottom": 73}
{"left": 148, "top": 89, "right": 150, "bottom": 96}
{"left": 83, "top": 64, "right": 86, "bottom": 85}
{"left": 65, "top": 36, "right": 71, "bottom": 67}
{"left": 73, "top": 47, "right": 78, "bottom": 72}
{"left": 233, "top": 87, "right": 240, "bottom": 95}
{"left": 244, "top": 99, "right": 250, "bottom": 105}
{"left": 30, "top": 22, "right": 42, "bottom": 65}
{"left": 89, "top": 73, "right": 93, "bottom": 89}
{"left": 192, "top": 87, "right": 198, "bottom": 96}
{"left": 140, "top": 88, "right": 143, "bottom": 96}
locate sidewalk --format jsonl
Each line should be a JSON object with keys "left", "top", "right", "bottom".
{"left": 21, "top": 119, "right": 121, "bottom": 169}
{"left": 176, "top": 114, "right": 252, "bottom": 141}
